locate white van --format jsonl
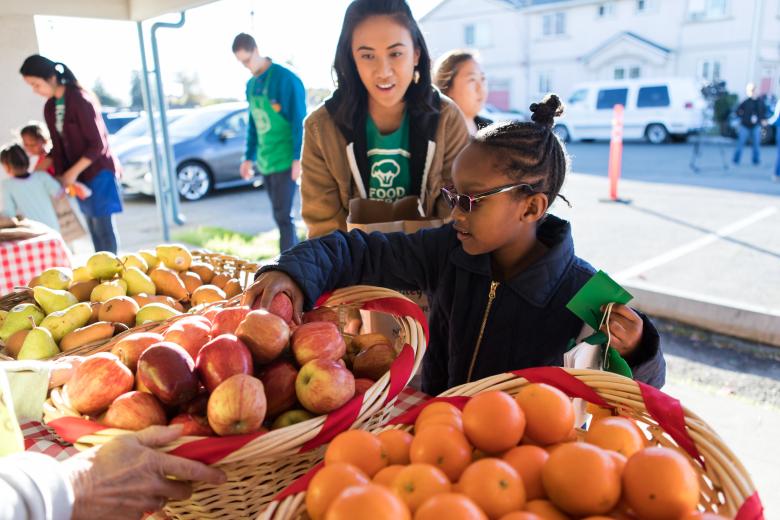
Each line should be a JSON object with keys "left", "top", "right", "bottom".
{"left": 554, "top": 78, "right": 706, "bottom": 144}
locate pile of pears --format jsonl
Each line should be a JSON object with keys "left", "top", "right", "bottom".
{"left": 0, "top": 244, "right": 244, "bottom": 360}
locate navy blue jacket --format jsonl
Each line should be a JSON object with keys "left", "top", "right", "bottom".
{"left": 259, "top": 215, "right": 666, "bottom": 395}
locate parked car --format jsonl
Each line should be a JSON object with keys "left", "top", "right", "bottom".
{"left": 480, "top": 104, "right": 527, "bottom": 124}
{"left": 110, "top": 109, "right": 193, "bottom": 153}
{"left": 119, "top": 102, "right": 256, "bottom": 201}
{"left": 554, "top": 78, "right": 707, "bottom": 144}
{"left": 101, "top": 110, "right": 139, "bottom": 134}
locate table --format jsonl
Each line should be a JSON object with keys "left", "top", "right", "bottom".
{"left": 0, "top": 233, "right": 72, "bottom": 295}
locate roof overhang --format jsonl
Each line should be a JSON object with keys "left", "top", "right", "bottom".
{"left": 1, "top": 0, "right": 216, "bottom": 21}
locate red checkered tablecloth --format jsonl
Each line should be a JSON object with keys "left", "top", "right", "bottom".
{"left": 0, "top": 233, "right": 72, "bottom": 295}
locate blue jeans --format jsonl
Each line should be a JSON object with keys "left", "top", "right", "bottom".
{"left": 733, "top": 125, "right": 761, "bottom": 165}
{"left": 775, "top": 133, "right": 780, "bottom": 178}
{"left": 85, "top": 214, "right": 119, "bottom": 254}
{"left": 264, "top": 169, "right": 299, "bottom": 252}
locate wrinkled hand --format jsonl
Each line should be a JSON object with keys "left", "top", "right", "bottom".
{"left": 600, "top": 304, "right": 643, "bottom": 357}
{"left": 63, "top": 425, "right": 226, "bottom": 520}
{"left": 290, "top": 160, "right": 301, "bottom": 182}
{"left": 240, "top": 271, "right": 304, "bottom": 324}
{"left": 49, "top": 356, "right": 82, "bottom": 389}
{"left": 240, "top": 160, "right": 255, "bottom": 181}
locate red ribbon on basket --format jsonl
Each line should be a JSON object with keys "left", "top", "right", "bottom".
{"left": 735, "top": 492, "right": 765, "bottom": 520}
{"left": 274, "top": 462, "right": 324, "bottom": 501}
{"left": 511, "top": 367, "right": 612, "bottom": 408}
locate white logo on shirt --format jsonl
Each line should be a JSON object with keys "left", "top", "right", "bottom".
{"left": 257, "top": 111, "right": 272, "bottom": 134}
{"left": 371, "top": 159, "right": 401, "bottom": 188}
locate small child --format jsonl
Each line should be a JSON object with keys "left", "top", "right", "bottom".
{"left": 19, "top": 122, "right": 55, "bottom": 176}
{"left": 1, "top": 143, "right": 62, "bottom": 232}
{"left": 242, "top": 94, "right": 666, "bottom": 395}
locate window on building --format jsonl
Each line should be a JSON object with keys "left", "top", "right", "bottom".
{"left": 614, "top": 67, "right": 625, "bottom": 80}
{"left": 636, "top": 0, "right": 649, "bottom": 12}
{"left": 637, "top": 86, "right": 671, "bottom": 108}
{"left": 464, "top": 22, "right": 492, "bottom": 47}
{"left": 688, "top": 0, "right": 728, "bottom": 20}
{"left": 538, "top": 71, "right": 552, "bottom": 94}
{"left": 698, "top": 59, "right": 722, "bottom": 81}
{"left": 596, "top": 88, "right": 628, "bottom": 109}
{"left": 629, "top": 66, "right": 641, "bottom": 78}
{"left": 597, "top": 2, "right": 616, "bottom": 17}
{"left": 542, "top": 12, "right": 566, "bottom": 36}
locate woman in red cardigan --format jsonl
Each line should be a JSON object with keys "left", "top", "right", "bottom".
{"left": 19, "top": 55, "right": 123, "bottom": 253}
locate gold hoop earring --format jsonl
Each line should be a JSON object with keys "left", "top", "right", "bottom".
{"left": 413, "top": 69, "right": 420, "bottom": 84}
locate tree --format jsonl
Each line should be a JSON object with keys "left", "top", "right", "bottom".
{"left": 93, "top": 78, "right": 122, "bottom": 108}
{"left": 130, "top": 70, "right": 144, "bottom": 110}
{"left": 170, "top": 71, "right": 206, "bottom": 108}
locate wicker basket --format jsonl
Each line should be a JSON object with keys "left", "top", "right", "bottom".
{"left": 262, "top": 368, "right": 762, "bottom": 520}
{"left": 0, "top": 252, "right": 259, "bottom": 361}
{"left": 42, "top": 285, "right": 428, "bottom": 520}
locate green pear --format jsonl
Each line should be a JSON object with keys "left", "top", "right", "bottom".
{"left": 39, "top": 302, "right": 92, "bottom": 342}
{"left": 0, "top": 310, "right": 7, "bottom": 328}
{"left": 90, "top": 280, "right": 127, "bottom": 303}
{"left": 33, "top": 286, "right": 79, "bottom": 315}
{"left": 135, "top": 303, "right": 181, "bottom": 325}
{"left": 38, "top": 267, "right": 73, "bottom": 290}
{"left": 138, "top": 250, "right": 160, "bottom": 269}
{"left": 72, "top": 266, "right": 93, "bottom": 283}
{"left": 17, "top": 320, "right": 60, "bottom": 360}
{"left": 87, "top": 252, "right": 123, "bottom": 279}
{"left": 123, "top": 267, "right": 156, "bottom": 296}
{"left": 156, "top": 244, "right": 192, "bottom": 271}
{"left": 121, "top": 253, "right": 149, "bottom": 273}
{"left": 0, "top": 303, "right": 44, "bottom": 342}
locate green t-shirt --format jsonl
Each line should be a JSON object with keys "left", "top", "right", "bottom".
{"left": 55, "top": 97, "right": 65, "bottom": 135}
{"left": 366, "top": 112, "right": 411, "bottom": 202}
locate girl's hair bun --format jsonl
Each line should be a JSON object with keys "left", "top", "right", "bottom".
{"left": 529, "top": 94, "right": 564, "bottom": 129}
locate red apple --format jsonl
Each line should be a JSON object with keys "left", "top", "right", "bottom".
{"left": 170, "top": 413, "right": 215, "bottom": 436}
{"left": 302, "top": 307, "right": 339, "bottom": 325}
{"left": 210, "top": 306, "right": 251, "bottom": 337}
{"left": 235, "top": 310, "right": 290, "bottom": 365}
{"left": 203, "top": 307, "right": 220, "bottom": 323}
{"left": 187, "top": 314, "right": 213, "bottom": 328}
{"left": 67, "top": 353, "right": 134, "bottom": 415}
{"left": 291, "top": 322, "right": 346, "bottom": 365}
{"left": 110, "top": 332, "right": 164, "bottom": 371}
{"left": 137, "top": 342, "right": 199, "bottom": 406}
{"left": 101, "top": 391, "right": 167, "bottom": 430}
{"left": 271, "top": 409, "right": 315, "bottom": 430}
{"left": 295, "top": 359, "right": 355, "bottom": 414}
{"left": 195, "top": 334, "right": 253, "bottom": 392}
{"left": 354, "top": 378, "right": 376, "bottom": 396}
{"left": 180, "top": 391, "right": 210, "bottom": 417}
{"left": 266, "top": 292, "right": 294, "bottom": 323}
{"left": 258, "top": 360, "right": 298, "bottom": 417}
{"left": 163, "top": 318, "right": 211, "bottom": 360}
{"left": 207, "top": 374, "right": 267, "bottom": 436}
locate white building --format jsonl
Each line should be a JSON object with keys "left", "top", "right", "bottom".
{"left": 420, "top": 0, "right": 780, "bottom": 111}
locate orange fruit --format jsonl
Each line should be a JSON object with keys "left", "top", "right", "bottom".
{"left": 541, "top": 442, "right": 620, "bottom": 516}
{"left": 585, "top": 417, "right": 646, "bottom": 457}
{"left": 414, "top": 493, "right": 487, "bottom": 520}
{"left": 586, "top": 402, "right": 613, "bottom": 421}
{"left": 499, "top": 513, "right": 544, "bottom": 520}
{"left": 417, "top": 401, "right": 462, "bottom": 423}
{"left": 502, "top": 445, "right": 549, "bottom": 500}
{"left": 606, "top": 451, "right": 627, "bottom": 477}
{"left": 306, "top": 463, "right": 370, "bottom": 520}
{"left": 378, "top": 429, "right": 414, "bottom": 465}
{"left": 391, "top": 463, "right": 451, "bottom": 512}
{"left": 416, "top": 411, "right": 464, "bottom": 433}
{"left": 463, "top": 391, "right": 526, "bottom": 454}
{"left": 514, "top": 384, "right": 574, "bottom": 446}
{"left": 325, "top": 483, "right": 410, "bottom": 520}
{"left": 373, "top": 464, "right": 405, "bottom": 487}
{"left": 580, "top": 517, "right": 613, "bottom": 520}
{"left": 325, "top": 430, "right": 387, "bottom": 477}
{"left": 523, "top": 499, "right": 570, "bottom": 520}
{"left": 409, "top": 424, "right": 472, "bottom": 481}
{"left": 459, "top": 458, "right": 526, "bottom": 519}
{"left": 622, "top": 447, "right": 700, "bottom": 520}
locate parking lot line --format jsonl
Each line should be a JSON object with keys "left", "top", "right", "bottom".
{"left": 615, "top": 206, "right": 778, "bottom": 281}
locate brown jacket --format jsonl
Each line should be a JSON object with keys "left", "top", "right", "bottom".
{"left": 300, "top": 92, "right": 469, "bottom": 238}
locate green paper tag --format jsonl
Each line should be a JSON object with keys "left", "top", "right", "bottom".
{"left": 566, "top": 270, "right": 633, "bottom": 329}
{"left": 605, "top": 347, "right": 633, "bottom": 378}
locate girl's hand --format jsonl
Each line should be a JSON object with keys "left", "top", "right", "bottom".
{"left": 600, "top": 304, "right": 643, "bottom": 357}
{"left": 240, "top": 271, "right": 304, "bottom": 324}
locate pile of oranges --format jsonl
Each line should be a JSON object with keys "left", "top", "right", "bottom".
{"left": 302, "top": 383, "right": 731, "bottom": 520}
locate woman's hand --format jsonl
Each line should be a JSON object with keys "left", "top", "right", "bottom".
{"left": 49, "top": 356, "right": 83, "bottom": 389}
{"left": 240, "top": 271, "right": 305, "bottom": 324}
{"left": 64, "top": 425, "right": 226, "bottom": 520}
{"left": 600, "top": 304, "right": 643, "bottom": 357}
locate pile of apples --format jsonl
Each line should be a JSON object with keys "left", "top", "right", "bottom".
{"left": 0, "top": 244, "right": 244, "bottom": 360}
{"left": 60, "top": 295, "right": 400, "bottom": 437}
